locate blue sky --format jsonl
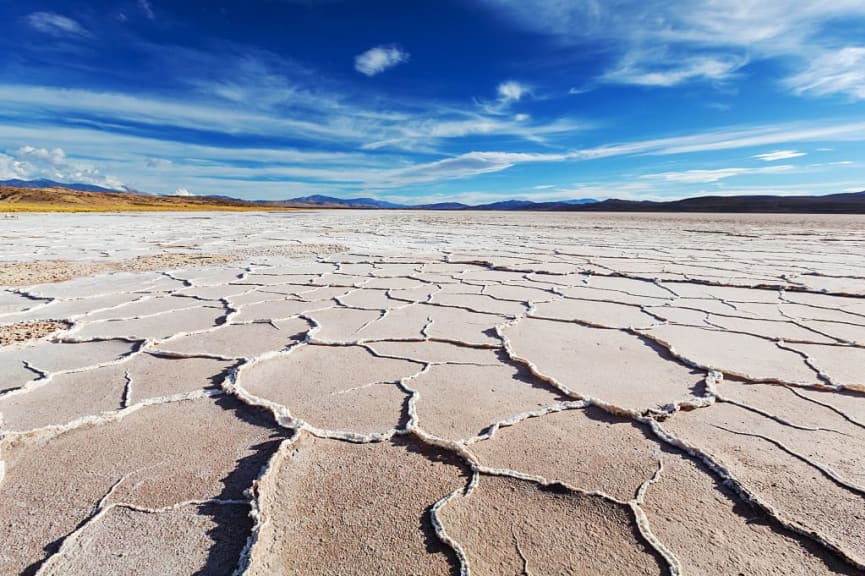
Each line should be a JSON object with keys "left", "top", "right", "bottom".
{"left": 0, "top": 0, "right": 864, "bottom": 203}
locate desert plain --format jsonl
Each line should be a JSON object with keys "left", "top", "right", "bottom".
{"left": 1, "top": 210, "right": 865, "bottom": 575}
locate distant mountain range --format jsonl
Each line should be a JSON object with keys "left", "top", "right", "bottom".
{"left": 257, "top": 194, "right": 405, "bottom": 209}
{"left": 266, "top": 192, "right": 865, "bottom": 213}
{"left": 566, "top": 191, "right": 865, "bottom": 213}
{"left": 262, "top": 195, "right": 600, "bottom": 210}
{"left": 2, "top": 179, "right": 864, "bottom": 213}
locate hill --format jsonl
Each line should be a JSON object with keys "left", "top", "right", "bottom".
{"left": 0, "top": 185, "right": 283, "bottom": 212}
{"left": 0, "top": 178, "right": 130, "bottom": 193}
{"left": 560, "top": 191, "right": 865, "bottom": 213}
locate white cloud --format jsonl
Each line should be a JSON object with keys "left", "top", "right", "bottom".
{"left": 786, "top": 46, "right": 865, "bottom": 99}
{"left": 146, "top": 158, "right": 173, "bottom": 168}
{"left": 354, "top": 45, "right": 410, "bottom": 76}
{"left": 753, "top": 150, "right": 806, "bottom": 162}
{"left": 0, "top": 153, "right": 31, "bottom": 180}
{"left": 642, "top": 165, "right": 794, "bottom": 184}
{"left": 479, "top": 81, "right": 532, "bottom": 115}
{"left": 579, "top": 120, "right": 865, "bottom": 159}
{"left": 17, "top": 145, "right": 66, "bottom": 164}
{"left": 497, "top": 81, "right": 528, "bottom": 103}
{"left": 480, "top": 1, "right": 865, "bottom": 96}
{"left": 368, "top": 150, "right": 577, "bottom": 188}
{"left": 173, "top": 187, "right": 192, "bottom": 196}
{"left": 0, "top": 80, "right": 578, "bottom": 156}
{"left": 603, "top": 53, "right": 747, "bottom": 87}
{"left": 26, "top": 12, "right": 88, "bottom": 37}
{"left": 0, "top": 145, "right": 124, "bottom": 189}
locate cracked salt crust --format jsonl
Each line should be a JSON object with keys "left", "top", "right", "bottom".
{"left": 245, "top": 434, "right": 469, "bottom": 576}
{"left": 408, "top": 362, "right": 567, "bottom": 442}
{"left": 1, "top": 211, "right": 864, "bottom": 574}
{"left": 467, "top": 407, "right": 662, "bottom": 502}
{"left": 0, "top": 396, "right": 283, "bottom": 575}
{"left": 438, "top": 474, "right": 666, "bottom": 575}
{"left": 38, "top": 503, "right": 253, "bottom": 576}
{"left": 641, "top": 446, "right": 860, "bottom": 576}
{"left": 236, "top": 343, "right": 422, "bottom": 436}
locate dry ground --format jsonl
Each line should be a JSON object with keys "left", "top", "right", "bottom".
{"left": 1, "top": 210, "right": 864, "bottom": 575}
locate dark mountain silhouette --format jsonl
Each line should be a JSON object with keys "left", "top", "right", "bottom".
{"left": 558, "top": 191, "right": 865, "bottom": 213}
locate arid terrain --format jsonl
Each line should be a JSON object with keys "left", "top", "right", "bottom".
{"left": 0, "top": 185, "right": 282, "bottom": 212}
{"left": 1, "top": 210, "right": 864, "bottom": 575}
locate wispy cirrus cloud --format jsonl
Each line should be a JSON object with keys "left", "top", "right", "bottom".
{"left": 354, "top": 45, "right": 410, "bottom": 76}
{"left": 478, "top": 80, "right": 533, "bottom": 115}
{"left": 479, "top": 0, "right": 865, "bottom": 97}
{"left": 602, "top": 52, "right": 747, "bottom": 87}
{"left": 0, "top": 117, "right": 582, "bottom": 196}
{"left": 786, "top": 46, "right": 865, "bottom": 100}
{"left": 753, "top": 150, "right": 806, "bottom": 162}
{"left": 26, "top": 12, "right": 89, "bottom": 37}
{"left": 375, "top": 150, "right": 577, "bottom": 187}
{"left": 0, "top": 81, "right": 582, "bottom": 156}
{"left": 579, "top": 120, "right": 865, "bottom": 159}
{"left": 0, "top": 39, "right": 583, "bottom": 155}
{"left": 642, "top": 165, "right": 794, "bottom": 184}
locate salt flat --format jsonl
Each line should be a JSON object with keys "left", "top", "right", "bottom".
{"left": 1, "top": 210, "right": 865, "bottom": 575}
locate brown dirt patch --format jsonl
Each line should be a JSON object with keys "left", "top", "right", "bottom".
{"left": 0, "top": 320, "right": 69, "bottom": 346}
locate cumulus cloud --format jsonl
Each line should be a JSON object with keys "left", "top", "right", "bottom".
{"left": 26, "top": 12, "right": 88, "bottom": 37}
{"left": 753, "top": 150, "right": 806, "bottom": 162}
{"left": 1, "top": 145, "right": 124, "bottom": 189}
{"left": 354, "top": 45, "right": 410, "bottom": 76}
{"left": 18, "top": 145, "right": 66, "bottom": 164}
{"left": 173, "top": 187, "right": 192, "bottom": 196}
{"left": 0, "top": 153, "right": 30, "bottom": 180}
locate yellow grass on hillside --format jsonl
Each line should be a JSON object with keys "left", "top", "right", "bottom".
{"left": 0, "top": 185, "right": 292, "bottom": 212}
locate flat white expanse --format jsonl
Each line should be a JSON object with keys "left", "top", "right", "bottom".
{"left": 1, "top": 210, "right": 864, "bottom": 575}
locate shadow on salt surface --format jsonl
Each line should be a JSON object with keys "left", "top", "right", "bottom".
{"left": 200, "top": 395, "right": 289, "bottom": 576}
{"left": 645, "top": 443, "right": 860, "bottom": 575}
{"left": 400, "top": 437, "right": 472, "bottom": 567}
